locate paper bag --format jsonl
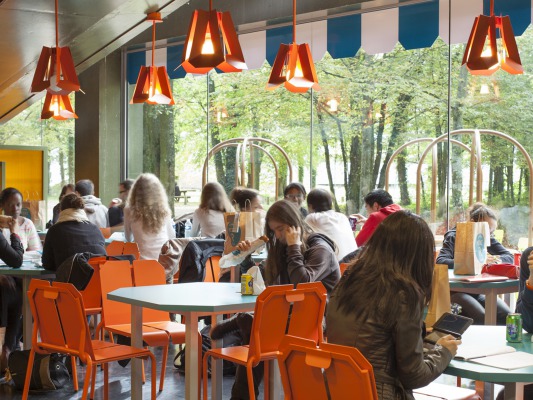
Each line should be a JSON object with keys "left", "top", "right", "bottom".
{"left": 22, "top": 192, "right": 47, "bottom": 231}
{"left": 425, "top": 264, "right": 451, "bottom": 328}
{"left": 223, "top": 211, "right": 263, "bottom": 254}
{"left": 246, "top": 265, "right": 266, "bottom": 295}
{"left": 454, "top": 221, "right": 490, "bottom": 275}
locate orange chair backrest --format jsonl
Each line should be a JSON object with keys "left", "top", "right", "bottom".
{"left": 339, "top": 263, "right": 349, "bottom": 275}
{"left": 278, "top": 336, "right": 378, "bottom": 400}
{"left": 247, "top": 283, "right": 326, "bottom": 362}
{"left": 132, "top": 260, "right": 171, "bottom": 323}
{"left": 100, "top": 227, "right": 112, "bottom": 239}
{"left": 106, "top": 241, "right": 124, "bottom": 257}
{"left": 100, "top": 260, "right": 134, "bottom": 326}
{"left": 123, "top": 242, "right": 140, "bottom": 260}
{"left": 28, "top": 280, "right": 94, "bottom": 360}
{"left": 204, "top": 256, "right": 221, "bottom": 282}
{"left": 80, "top": 256, "right": 107, "bottom": 310}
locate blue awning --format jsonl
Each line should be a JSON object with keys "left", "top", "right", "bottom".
{"left": 127, "top": 0, "right": 532, "bottom": 84}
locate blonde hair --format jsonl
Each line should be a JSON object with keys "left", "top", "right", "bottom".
{"left": 127, "top": 173, "right": 171, "bottom": 233}
{"left": 199, "top": 182, "right": 233, "bottom": 212}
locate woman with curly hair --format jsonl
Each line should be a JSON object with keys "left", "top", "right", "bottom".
{"left": 191, "top": 182, "right": 233, "bottom": 237}
{"left": 124, "top": 173, "right": 175, "bottom": 260}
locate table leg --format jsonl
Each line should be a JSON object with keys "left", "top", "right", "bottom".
{"left": 502, "top": 382, "right": 524, "bottom": 400}
{"left": 185, "top": 311, "right": 199, "bottom": 400}
{"left": 211, "top": 314, "right": 223, "bottom": 400}
{"left": 131, "top": 304, "right": 143, "bottom": 400}
{"left": 184, "top": 192, "right": 188, "bottom": 205}
{"left": 22, "top": 276, "right": 32, "bottom": 350}
{"left": 484, "top": 290, "right": 497, "bottom": 325}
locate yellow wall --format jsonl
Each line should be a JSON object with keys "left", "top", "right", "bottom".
{"left": 0, "top": 148, "right": 44, "bottom": 200}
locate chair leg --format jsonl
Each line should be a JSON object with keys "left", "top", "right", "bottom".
{"left": 90, "top": 364, "right": 97, "bottom": 399}
{"left": 104, "top": 363, "right": 109, "bottom": 399}
{"left": 21, "top": 349, "right": 36, "bottom": 400}
{"left": 246, "top": 363, "right": 256, "bottom": 400}
{"left": 202, "top": 352, "right": 210, "bottom": 400}
{"left": 198, "top": 333, "right": 203, "bottom": 398}
{"left": 83, "top": 359, "right": 93, "bottom": 400}
{"left": 70, "top": 355, "right": 79, "bottom": 391}
{"left": 147, "top": 354, "right": 157, "bottom": 400}
{"left": 264, "top": 360, "right": 270, "bottom": 400}
{"left": 142, "top": 356, "right": 146, "bottom": 383}
{"left": 159, "top": 345, "right": 168, "bottom": 392}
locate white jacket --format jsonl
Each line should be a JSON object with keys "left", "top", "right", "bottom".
{"left": 305, "top": 210, "right": 357, "bottom": 261}
{"left": 81, "top": 195, "right": 109, "bottom": 228}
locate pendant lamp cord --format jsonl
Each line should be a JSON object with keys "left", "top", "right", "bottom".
{"left": 490, "top": 0, "right": 494, "bottom": 16}
{"left": 292, "top": 0, "right": 296, "bottom": 43}
{"left": 55, "top": 0, "right": 60, "bottom": 84}
{"left": 151, "top": 18, "right": 155, "bottom": 67}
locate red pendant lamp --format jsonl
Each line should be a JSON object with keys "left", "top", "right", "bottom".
{"left": 31, "top": 0, "right": 80, "bottom": 120}
{"left": 266, "top": 0, "right": 320, "bottom": 93}
{"left": 41, "top": 92, "right": 78, "bottom": 120}
{"left": 182, "top": 0, "right": 247, "bottom": 74}
{"left": 462, "top": 0, "right": 523, "bottom": 76}
{"left": 130, "top": 12, "right": 175, "bottom": 105}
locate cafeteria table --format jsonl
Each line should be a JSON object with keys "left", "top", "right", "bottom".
{"left": 108, "top": 282, "right": 259, "bottom": 400}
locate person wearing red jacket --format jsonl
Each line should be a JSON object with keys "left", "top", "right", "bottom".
{"left": 352, "top": 189, "right": 402, "bottom": 247}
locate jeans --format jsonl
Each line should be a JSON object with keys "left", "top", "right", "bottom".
{"left": 450, "top": 292, "right": 510, "bottom": 325}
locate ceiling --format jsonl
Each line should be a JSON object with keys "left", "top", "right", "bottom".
{"left": 0, "top": 0, "right": 405, "bottom": 124}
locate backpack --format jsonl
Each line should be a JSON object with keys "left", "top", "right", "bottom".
{"left": 7, "top": 351, "right": 70, "bottom": 391}
{"left": 173, "top": 324, "right": 240, "bottom": 376}
{"left": 177, "top": 239, "right": 225, "bottom": 283}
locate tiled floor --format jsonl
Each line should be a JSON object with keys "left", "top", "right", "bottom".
{"left": 0, "top": 345, "right": 246, "bottom": 399}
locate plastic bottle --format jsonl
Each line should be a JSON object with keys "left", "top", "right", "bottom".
{"left": 219, "top": 236, "right": 269, "bottom": 269}
{"left": 184, "top": 219, "right": 192, "bottom": 238}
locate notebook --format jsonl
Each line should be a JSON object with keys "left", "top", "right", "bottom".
{"left": 449, "top": 273, "right": 508, "bottom": 283}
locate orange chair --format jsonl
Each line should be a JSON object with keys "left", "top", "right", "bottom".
{"left": 277, "top": 335, "right": 378, "bottom": 400}
{"left": 204, "top": 255, "right": 221, "bottom": 282}
{"left": 106, "top": 240, "right": 124, "bottom": 257}
{"left": 81, "top": 256, "right": 107, "bottom": 339}
{"left": 203, "top": 282, "right": 327, "bottom": 400}
{"left": 339, "top": 262, "right": 349, "bottom": 276}
{"left": 23, "top": 279, "right": 156, "bottom": 400}
{"left": 100, "top": 227, "right": 112, "bottom": 239}
{"left": 99, "top": 260, "right": 171, "bottom": 392}
{"left": 123, "top": 242, "right": 140, "bottom": 260}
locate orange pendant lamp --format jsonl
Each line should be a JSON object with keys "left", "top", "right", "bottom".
{"left": 182, "top": 0, "right": 247, "bottom": 74}
{"left": 31, "top": 0, "right": 80, "bottom": 120}
{"left": 41, "top": 92, "right": 78, "bottom": 120}
{"left": 130, "top": 12, "right": 175, "bottom": 105}
{"left": 462, "top": 0, "right": 523, "bottom": 76}
{"left": 266, "top": 0, "right": 320, "bottom": 93}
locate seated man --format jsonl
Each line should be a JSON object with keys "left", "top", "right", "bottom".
{"left": 75, "top": 179, "right": 109, "bottom": 228}
{"left": 352, "top": 189, "right": 401, "bottom": 247}
{"left": 108, "top": 179, "right": 133, "bottom": 228}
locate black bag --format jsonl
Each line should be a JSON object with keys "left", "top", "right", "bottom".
{"left": 177, "top": 239, "right": 225, "bottom": 283}
{"left": 174, "top": 324, "right": 240, "bottom": 376}
{"left": 7, "top": 351, "right": 70, "bottom": 391}
{"left": 55, "top": 252, "right": 95, "bottom": 291}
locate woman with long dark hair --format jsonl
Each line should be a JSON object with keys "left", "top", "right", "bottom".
{"left": 327, "top": 210, "right": 460, "bottom": 400}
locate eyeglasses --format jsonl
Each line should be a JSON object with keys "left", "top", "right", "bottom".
{"left": 285, "top": 194, "right": 303, "bottom": 200}
{"left": 119, "top": 190, "right": 128, "bottom": 194}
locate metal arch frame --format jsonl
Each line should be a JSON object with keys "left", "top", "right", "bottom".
{"left": 401, "top": 129, "right": 533, "bottom": 246}
{"left": 385, "top": 137, "right": 471, "bottom": 222}
{"left": 202, "top": 137, "right": 293, "bottom": 199}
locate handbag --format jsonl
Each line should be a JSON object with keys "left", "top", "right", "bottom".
{"left": 7, "top": 350, "right": 70, "bottom": 391}
{"left": 55, "top": 252, "right": 95, "bottom": 291}
{"left": 481, "top": 263, "right": 519, "bottom": 279}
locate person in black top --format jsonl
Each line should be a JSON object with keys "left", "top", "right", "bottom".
{"left": 0, "top": 215, "right": 24, "bottom": 372}
{"left": 42, "top": 193, "right": 106, "bottom": 271}
{"left": 50, "top": 183, "right": 75, "bottom": 226}
{"left": 108, "top": 179, "right": 134, "bottom": 228}
{"left": 436, "top": 203, "right": 513, "bottom": 325}
{"left": 283, "top": 182, "right": 308, "bottom": 217}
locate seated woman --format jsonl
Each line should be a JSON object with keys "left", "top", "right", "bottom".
{"left": 213, "top": 199, "right": 340, "bottom": 399}
{"left": 230, "top": 187, "right": 264, "bottom": 213}
{"left": 0, "top": 187, "right": 42, "bottom": 251}
{"left": 284, "top": 182, "right": 308, "bottom": 217}
{"left": 327, "top": 210, "right": 460, "bottom": 400}
{"left": 191, "top": 182, "right": 233, "bottom": 237}
{"left": 0, "top": 216, "right": 24, "bottom": 371}
{"left": 124, "top": 173, "right": 176, "bottom": 260}
{"left": 436, "top": 203, "right": 513, "bottom": 325}
{"left": 305, "top": 188, "right": 357, "bottom": 261}
{"left": 42, "top": 193, "right": 106, "bottom": 270}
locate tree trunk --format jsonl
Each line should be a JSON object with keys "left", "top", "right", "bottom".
{"left": 361, "top": 98, "right": 374, "bottom": 195}
{"left": 317, "top": 111, "right": 339, "bottom": 211}
{"left": 373, "top": 103, "right": 386, "bottom": 187}
{"left": 397, "top": 151, "right": 411, "bottom": 205}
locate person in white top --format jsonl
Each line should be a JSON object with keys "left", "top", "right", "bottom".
{"left": 124, "top": 173, "right": 176, "bottom": 260}
{"left": 305, "top": 188, "right": 357, "bottom": 261}
{"left": 191, "top": 182, "right": 234, "bottom": 237}
{"left": 0, "top": 187, "right": 42, "bottom": 251}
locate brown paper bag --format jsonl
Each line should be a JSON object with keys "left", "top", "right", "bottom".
{"left": 454, "top": 221, "right": 490, "bottom": 275}
{"left": 223, "top": 211, "right": 263, "bottom": 254}
{"left": 425, "top": 264, "right": 451, "bottom": 328}
{"left": 21, "top": 192, "right": 46, "bottom": 231}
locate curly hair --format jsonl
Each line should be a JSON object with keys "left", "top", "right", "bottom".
{"left": 126, "top": 173, "right": 171, "bottom": 234}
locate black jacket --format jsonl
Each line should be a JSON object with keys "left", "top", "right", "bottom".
{"left": 42, "top": 220, "right": 106, "bottom": 271}
{"left": 436, "top": 228, "right": 513, "bottom": 268}
{"left": 0, "top": 232, "right": 24, "bottom": 268}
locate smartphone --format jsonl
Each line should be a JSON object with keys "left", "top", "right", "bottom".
{"left": 424, "top": 312, "right": 473, "bottom": 344}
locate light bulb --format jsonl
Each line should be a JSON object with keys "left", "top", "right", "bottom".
{"left": 202, "top": 31, "right": 215, "bottom": 54}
